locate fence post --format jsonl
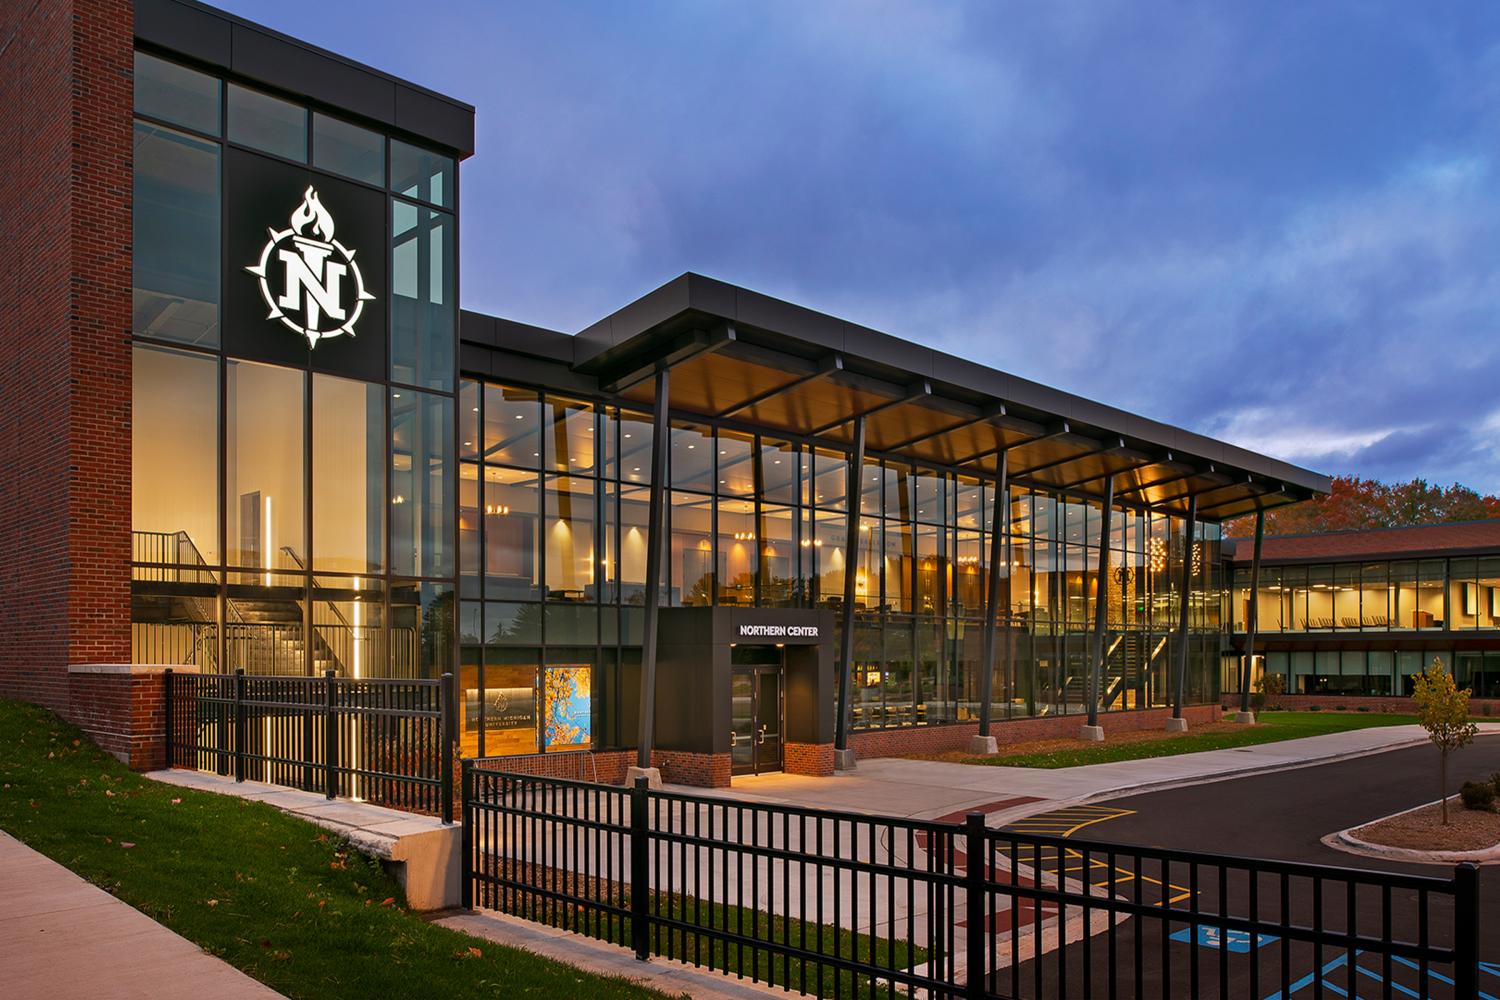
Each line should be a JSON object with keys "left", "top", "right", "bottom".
{"left": 324, "top": 670, "right": 337, "bottom": 800}
{"left": 631, "top": 775, "right": 650, "bottom": 962}
{"left": 965, "top": 812, "right": 986, "bottom": 1000}
{"left": 1454, "top": 862, "right": 1479, "bottom": 1000}
{"left": 233, "top": 668, "right": 246, "bottom": 783}
{"left": 460, "top": 759, "right": 473, "bottom": 910}
{"left": 440, "top": 672, "right": 455, "bottom": 825}
{"left": 163, "top": 668, "right": 174, "bottom": 770}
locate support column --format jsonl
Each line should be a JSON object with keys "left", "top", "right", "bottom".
{"left": 1082, "top": 475, "right": 1114, "bottom": 741}
{"left": 1167, "top": 495, "right": 1197, "bottom": 732}
{"left": 1237, "top": 509, "right": 1265, "bottom": 723}
{"left": 630, "top": 367, "right": 671, "bottom": 787}
{"left": 833, "top": 416, "right": 866, "bottom": 771}
{"left": 969, "top": 453, "right": 1008, "bottom": 755}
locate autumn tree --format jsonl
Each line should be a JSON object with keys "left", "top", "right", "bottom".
{"left": 1225, "top": 476, "right": 1500, "bottom": 537}
{"left": 1411, "top": 658, "right": 1479, "bottom": 825}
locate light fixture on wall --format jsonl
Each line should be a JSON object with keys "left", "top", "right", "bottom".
{"left": 484, "top": 503, "right": 510, "bottom": 515}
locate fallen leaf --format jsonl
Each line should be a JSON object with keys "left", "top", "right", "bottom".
{"left": 206, "top": 899, "right": 219, "bottom": 907}
{"left": 380, "top": 897, "right": 395, "bottom": 907}
{"left": 104, "top": 790, "right": 115, "bottom": 797}
{"left": 120, "top": 842, "right": 135, "bottom": 850}
{"left": 170, "top": 798, "right": 182, "bottom": 805}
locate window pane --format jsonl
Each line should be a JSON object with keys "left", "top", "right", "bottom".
{"left": 313, "top": 112, "right": 384, "bottom": 186}
{"left": 134, "top": 51, "right": 219, "bottom": 134}
{"left": 390, "top": 138, "right": 453, "bottom": 207}
{"left": 227, "top": 83, "right": 306, "bottom": 161}
{"left": 312, "top": 375, "right": 384, "bottom": 572}
{"left": 544, "top": 396, "right": 597, "bottom": 475}
{"left": 133, "top": 344, "right": 219, "bottom": 565}
{"left": 484, "top": 466, "right": 539, "bottom": 600}
{"left": 226, "top": 360, "right": 305, "bottom": 570}
{"left": 133, "top": 122, "right": 220, "bottom": 346}
{"left": 391, "top": 388, "right": 455, "bottom": 578}
{"left": 545, "top": 475, "right": 598, "bottom": 600}
{"left": 391, "top": 200, "right": 455, "bottom": 391}
{"left": 670, "top": 423, "right": 714, "bottom": 492}
{"left": 484, "top": 385, "right": 540, "bottom": 468}
{"left": 392, "top": 581, "right": 453, "bottom": 678}
{"left": 717, "top": 430, "right": 754, "bottom": 497}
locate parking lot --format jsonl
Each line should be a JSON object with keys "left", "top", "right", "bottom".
{"left": 998, "top": 735, "right": 1500, "bottom": 999}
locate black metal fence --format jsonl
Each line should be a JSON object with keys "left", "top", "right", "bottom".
{"left": 166, "top": 669, "right": 455, "bottom": 822}
{"left": 462, "top": 768, "right": 1482, "bottom": 1000}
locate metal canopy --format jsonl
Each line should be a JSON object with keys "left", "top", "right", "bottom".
{"left": 547, "top": 273, "right": 1330, "bottom": 519}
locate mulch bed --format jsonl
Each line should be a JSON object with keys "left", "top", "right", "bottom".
{"left": 1352, "top": 799, "right": 1500, "bottom": 852}
{"left": 904, "top": 720, "right": 1249, "bottom": 764}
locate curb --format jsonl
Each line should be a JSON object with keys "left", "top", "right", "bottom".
{"left": 1322, "top": 797, "right": 1500, "bottom": 865}
{"left": 975, "top": 733, "right": 1435, "bottom": 828}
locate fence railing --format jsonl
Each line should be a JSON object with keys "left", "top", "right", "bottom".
{"left": 166, "top": 669, "right": 455, "bottom": 823}
{"left": 462, "top": 769, "right": 1481, "bottom": 1000}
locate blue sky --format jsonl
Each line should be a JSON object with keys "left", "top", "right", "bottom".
{"left": 219, "top": 2, "right": 1500, "bottom": 492}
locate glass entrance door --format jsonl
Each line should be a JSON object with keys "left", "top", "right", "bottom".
{"left": 730, "top": 646, "right": 783, "bottom": 776}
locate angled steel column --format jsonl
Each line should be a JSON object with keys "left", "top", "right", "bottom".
{"left": 1171, "top": 496, "right": 1198, "bottom": 719}
{"left": 977, "top": 452, "right": 1008, "bottom": 738}
{"left": 1087, "top": 475, "right": 1115, "bottom": 728}
{"left": 834, "top": 415, "right": 866, "bottom": 756}
{"left": 635, "top": 368, "right": 671, "bottom": 770}
{"left": 1239, "top": 509, "right": 1265, "bottom": 714}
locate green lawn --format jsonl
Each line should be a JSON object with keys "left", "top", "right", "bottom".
{"left": 967, "top": 710, "right": 1429, "bottom": 768}
{"left": 0, "top": 699, "right": 675, "bottom": 1000}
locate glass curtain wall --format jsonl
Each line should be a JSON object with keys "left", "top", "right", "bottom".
{"left": 130, "top": 50, "right": 457, "bottom": 681}
{"left": 461, "top": 379, "right": 1226, "bottom": 756}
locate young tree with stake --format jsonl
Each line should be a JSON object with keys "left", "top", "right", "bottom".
{"left": 1411, "top": 658, "right": 1479, "bottom": 825}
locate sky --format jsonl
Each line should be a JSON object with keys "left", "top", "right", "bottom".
{"left": 219, "top": 1, "right": 1500, "bottom": 493}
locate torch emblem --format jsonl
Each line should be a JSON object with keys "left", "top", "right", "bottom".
{"left": 246, "top": 186, "right": 374, "bottom": 348}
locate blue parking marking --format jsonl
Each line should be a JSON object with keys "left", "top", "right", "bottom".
{"left": 1263, "top": 950, "right": 1500, "bottom": 1000}
{"left": 1171, "top": 924, "right": 1279, "bottom": 953}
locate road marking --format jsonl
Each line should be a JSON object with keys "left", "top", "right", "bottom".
{"left": 999, "top": 805, "right": 1194, "bottom": 904}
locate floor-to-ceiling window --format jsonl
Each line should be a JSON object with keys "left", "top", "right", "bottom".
{"left": 130, "top": 50, "right": 457, "bottom": 682}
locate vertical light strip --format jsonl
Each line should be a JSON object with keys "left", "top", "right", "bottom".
{"left": 262, "top": 495, "right": 273, "bottom": 587}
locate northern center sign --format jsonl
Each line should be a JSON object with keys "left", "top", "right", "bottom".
{"left": 737, "top": 624, "right": 820, "bottom": 639}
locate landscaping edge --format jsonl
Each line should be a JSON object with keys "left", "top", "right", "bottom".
{"left": 1321, "top": 797, "right": 1500, "bottom": 865}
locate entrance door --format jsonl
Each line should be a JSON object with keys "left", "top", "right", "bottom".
{"left": 730, "top": 646, "right": 783, "bottom": 776}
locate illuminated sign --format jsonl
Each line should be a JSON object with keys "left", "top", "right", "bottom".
{"left": 737, "top": 624, "right": 820, "bottom": 638}
{"left": 246, "top": 185, "right": 374, "bottom": 348}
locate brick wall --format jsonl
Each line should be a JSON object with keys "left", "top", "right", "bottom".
{"left": 651, "top": 750, "right": 732, "bottom": 788}
{"left": 849, "top": 705, "right": 1224, "bottom": 759}
{"left": 0, "top": 0, "right": 133, "bottom": 714}
{"left": 67, "top": 666, "right": 173, "bottom": 771}
{"left": 783, "top": 741, "right": 835, "bottom": 777}
{"left": 471, "top": 749, "right": 637, "bottom": 785}
{"left": 1227, "top": 694, "right": 1500, "bottom": 717}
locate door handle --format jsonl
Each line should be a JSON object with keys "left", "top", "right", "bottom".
{"left": 730, "top": 732, "right": 740, "bottom": 748}
{"left": 756, "top": 724, "right": 767, "bottom": 745}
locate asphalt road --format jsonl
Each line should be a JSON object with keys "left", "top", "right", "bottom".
{"left": 993, "top": 733, "right": 1500, "bottom": 999}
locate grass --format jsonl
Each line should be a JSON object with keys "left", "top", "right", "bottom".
{"left": 488, "top": 885, "right": 926, "bottom": 997}
{"left": 948, "top": 710, "right": 1430, "bottom": 768}
{"left": 0, "top": 698, "right": 675, "bottom": 1000}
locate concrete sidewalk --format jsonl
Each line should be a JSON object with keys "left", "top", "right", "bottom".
{"left": 0, "top": 831, "right": 284, "bottom": 1000}
{"left": 717, "top": 723, "right": 1500, "bottom": 826}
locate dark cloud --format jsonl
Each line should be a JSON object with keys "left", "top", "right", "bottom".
{"left": 218, "top": 1, "right": 1500, "bottom": 492}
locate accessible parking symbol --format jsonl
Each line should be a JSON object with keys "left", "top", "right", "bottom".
{"left": 1170, "top": 925, "right": 1279, "bottom": 953}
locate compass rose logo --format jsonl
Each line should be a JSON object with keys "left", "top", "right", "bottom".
{"left": 246, "top": 186, "right": 374, "bottom": 348}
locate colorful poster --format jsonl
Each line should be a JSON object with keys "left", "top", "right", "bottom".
{"left": 543, "top": 665, "right": 591, "bottom": 751}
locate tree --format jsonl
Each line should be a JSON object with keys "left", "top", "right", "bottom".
{"left": 1411, "top": 658, "right": 1479, "bottom": 825}
{"left": 1224, "top": 476, "right": 1500, "bottom": 538}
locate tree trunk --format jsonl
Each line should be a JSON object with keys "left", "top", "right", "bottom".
{"left": 1440, "top": 748, "right": 1449, "bottom": 826}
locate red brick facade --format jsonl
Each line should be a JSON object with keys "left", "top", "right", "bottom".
{"left": 67, "top": 666, "right": 176, "bottom": 770}
{"left": 0, "top": 1, "right": 133, "bottom": 718}
{"left": 848, "top": 705, "right": 1224, "bottom": 759}
{"left": 650, "top": 749, "right": 732, "bottom": 788}
{"left": 470, "top": 748, "right": 733, "bottom": 788}
{"left": 783, "top": 741, "right": 835, "bottom": 776}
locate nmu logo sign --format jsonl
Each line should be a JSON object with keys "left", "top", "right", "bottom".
{"left": 246, "top": 186, "right": 374, "bottom": 348}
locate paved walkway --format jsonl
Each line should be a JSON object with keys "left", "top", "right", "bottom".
{"left": 0, "top": 831, "right": 284, "bottom": 1000}
{"left": 717, "top": 723, "right": 1500, "bottom": 825}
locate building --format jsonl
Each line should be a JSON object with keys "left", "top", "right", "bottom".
{"left": 1, "top": 0, "right": 1330, "bottom": 786}
{"left": 1226, "top": 520, "right": 1500, "bottom": 707}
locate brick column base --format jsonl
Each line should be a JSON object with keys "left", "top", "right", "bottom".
{"left": 783, "top": 742, "right": 835, "bottom": 776}
{"left": 67, "top": 665, "right": 195, "bottom": 771}
{"left": 650, "top": 750, "right": 732, "bottom": 788}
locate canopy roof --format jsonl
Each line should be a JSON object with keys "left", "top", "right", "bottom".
{"left": 483, "top": 273, "right": 1331, "bottom": 522}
